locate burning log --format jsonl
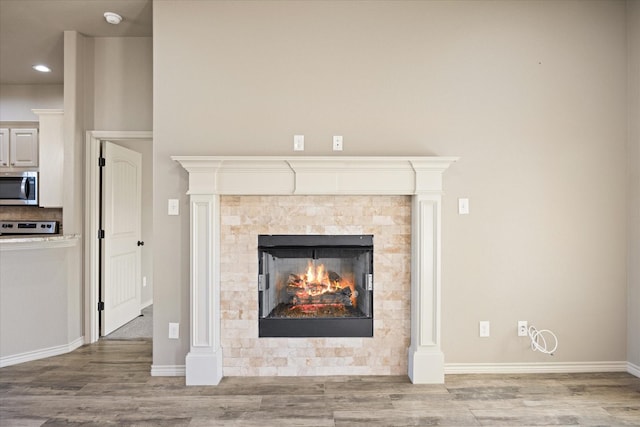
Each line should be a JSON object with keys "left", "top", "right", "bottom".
{"left": 288, "top": 271, "right": 342, "bottom": 283}
{"left": 285, "top": 267, "right": 355, "bottom": 307}
{"left": 286, "top": 282, "right": 328, "bottom": 295}
{"left": 291, "top": 286, "right": 353, "bottom": 306}
{"left": 328, "top": 271, "right": 341, "bottom": 283}
{"left": 288, "top": 274, "right": 304, "bottom": 286}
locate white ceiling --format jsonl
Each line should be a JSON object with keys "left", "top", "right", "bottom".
{"left": 0, "top": 0, "right": 152, "bottom": 85}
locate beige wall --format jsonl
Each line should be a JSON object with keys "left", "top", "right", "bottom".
{"left": 628, "top": 0, "right": 640, "bottom": 369}
{"left": 0, "top": 84, "right": 63, "bottom": 121}
{"left": 65, "top": 35, "right": 152, "bottom": 134}
{"left": 63, "top": 31, "right": 90, "bottom": 236}
{"left": 153, "top": 1, "right": 630, "bottom": 368}
{"left": 93, "top": 37, "right": 153, "bottom": 131}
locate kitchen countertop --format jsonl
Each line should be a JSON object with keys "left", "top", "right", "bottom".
{"left": 0, "top": 234, "right": 80, "bottom": 250}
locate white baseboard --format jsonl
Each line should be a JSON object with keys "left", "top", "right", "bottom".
{"left": 0, "top": 336, "right": 84, "bottom": 368}
{"left": 444, "top": 361, "right": 628, "bottom": 375}
{"left": 150, "top": 362, "right": 633, "bottom": 378}
{"left": 141, "top": 300, "right": 153, "bottom": 309}
{"left": 151, "top": 364, "right": 186, "bottom": 376}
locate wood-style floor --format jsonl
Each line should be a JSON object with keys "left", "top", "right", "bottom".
{"left": 1, "top": 339, "right": 639, "bottom": 426}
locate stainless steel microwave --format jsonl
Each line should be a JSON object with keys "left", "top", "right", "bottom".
{"left": 0, "top": 171, "right": 38, "bottom": 206}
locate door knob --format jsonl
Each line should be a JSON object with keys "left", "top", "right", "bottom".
{"left": 137, "top": 241, "right": 144, "bottom": 246}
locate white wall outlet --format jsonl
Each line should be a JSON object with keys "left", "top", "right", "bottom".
{"left": 458, "top": 198, "right": 470, "bottom": 215}
{"left": 168, "top": 199, "right": 179, "bottom": 216}
{"left": 168, "top": 322, "right": 179, "bottom": 339}
{"left": 142, "top": 276, "right": 147, "bottom": 288}
{"left": 518, "top": 320, "right": 528, "bottom": 337}
{"left": 479, "top": 320, "right": 490, "bottom": 337}
{"left": 294, "top": 134, "right": 304, "bottom": 151}
{"left": 332, "top": 135, "right": 343, "bottom": 151}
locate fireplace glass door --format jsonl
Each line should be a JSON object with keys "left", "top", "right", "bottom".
{"left": 258, "top": 235, "right": 373, "bottom": 337}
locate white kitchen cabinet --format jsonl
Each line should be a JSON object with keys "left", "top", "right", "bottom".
{"left": 33, "top": 110, "right": 64, "bottom": 207}
{"left": 0, "top": 129, "right": 8, "bottom": 167}
{"left": 0, "top": 127, "right": 38, "bottom": 169}
{"left": 9, "top": 128, "right": 38, "bottom": 168}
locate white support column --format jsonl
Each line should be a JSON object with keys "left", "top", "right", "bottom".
{"left": 185, "top": 194, "right": 223, "bottom": 385}
{"left": 408, "top": 194, "right": 444, "bottom": 383}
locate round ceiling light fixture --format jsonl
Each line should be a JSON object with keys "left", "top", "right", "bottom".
{"left": 104, "top": 12, "right": 123, "bottom": 25}
{"left": 32, "top": 64, "right": 52, "bottom": 73}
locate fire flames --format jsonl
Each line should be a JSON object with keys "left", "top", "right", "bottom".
{"left": 304, "top": 262, "right": 328, "bottom": 292}
{"left": 287, "top": 261, "right": 357, "bottom": 307}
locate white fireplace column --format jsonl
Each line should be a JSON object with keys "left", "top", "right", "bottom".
{"left": 173, "top": 156, "right": 457, "bottom": 385}
{"left": 184, "top": 193, "right": 223, "bottom": 385}
{"left": 409, "top": 194, "right": 444, "bottom": 383}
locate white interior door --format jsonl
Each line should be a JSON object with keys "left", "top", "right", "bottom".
{"left": 101, "top": 141, "right": 142, "bottom": 336}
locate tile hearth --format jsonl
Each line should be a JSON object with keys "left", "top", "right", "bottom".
{"left": 173, "top": 156, "right": 457, "bottom": 385}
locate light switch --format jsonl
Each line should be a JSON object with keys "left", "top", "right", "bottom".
{"left": 458, "top": 198, "right": 469, "bottom": 215}
{"left": 169, "top": 322, "right": 179, "bottom": 339}
{"left": 168, "top": 199, "right": 179, "bottom": 216}
{"left": 294, "top": 135, "right": 304, "bottom": 151}
{"left": 479, "top": 321, "right": 490, "bottom": 338}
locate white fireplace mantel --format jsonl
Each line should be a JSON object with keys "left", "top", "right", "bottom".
{"left": 172, "top": 156, "right": 458, "bottom": 385}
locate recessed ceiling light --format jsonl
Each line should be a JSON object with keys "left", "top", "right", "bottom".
{"left": 104, "top": 12, "right": 123, "bottom": 25}
{"left": 32, "top": 64, "right": 51, "bottom": 73}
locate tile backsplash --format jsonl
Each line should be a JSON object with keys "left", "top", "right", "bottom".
{"left": 0, "top": 207, "right": 63, "bottom": 233}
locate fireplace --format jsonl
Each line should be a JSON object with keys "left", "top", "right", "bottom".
{"left": 258, "top": 235, "right": 373, "bottom": 337}
{"left": 172, "top": 156, "right": 457, "bottom": 385}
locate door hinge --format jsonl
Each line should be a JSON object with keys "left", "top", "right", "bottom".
{"left": 98, "top": 229, "right": 105, "bottom": 239}
{"left": 98, "top": 301, "right": 105, "bottom": 311}
{"left": 98, "top": 157, "right": 106, "bottom": 167}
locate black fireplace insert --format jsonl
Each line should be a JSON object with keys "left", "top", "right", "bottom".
{"left": 258, "top": 235, "right": 373, "bottom": 337}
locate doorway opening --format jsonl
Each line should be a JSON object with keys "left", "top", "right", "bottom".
{"left": 85, "top": 131, "right": 153, "bottom": 344}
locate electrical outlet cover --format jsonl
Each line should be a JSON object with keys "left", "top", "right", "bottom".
{"left": 518, "top": 320, "right": 528, "bottom": 337}
{"left": 333, "top": 135, "right": 343, "bottom": 151}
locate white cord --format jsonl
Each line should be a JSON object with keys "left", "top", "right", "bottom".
{"left": 527, "top": 325, "right": 558, "bottom": 356}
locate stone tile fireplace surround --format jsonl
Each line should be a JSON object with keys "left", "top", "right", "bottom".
{"left": 225, "top": 196, "right": 405, "bottom": 369}
{"left": 173, "top": 156, "right": 457, "bottom": 385}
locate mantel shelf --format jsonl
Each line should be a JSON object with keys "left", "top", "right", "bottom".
{"left": 171, "top": 156, "right": 458, "bottom": 196}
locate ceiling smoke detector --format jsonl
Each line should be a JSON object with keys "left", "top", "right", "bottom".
{"left": 104, "top": 12, "right": 123, "bottom": 25}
